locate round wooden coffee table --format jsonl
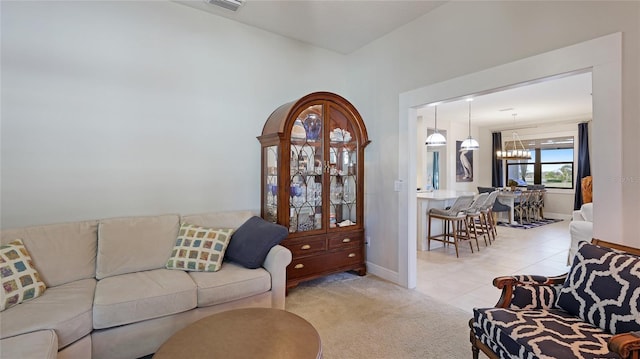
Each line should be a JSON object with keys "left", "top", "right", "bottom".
{"left": 153, "top": 308, "right": 322, "bottom": 359}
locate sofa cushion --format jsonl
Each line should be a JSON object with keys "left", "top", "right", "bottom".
{"left": 93, "top": 268, "right": 196, "bottom": 329}
{"left": 1, "top": 239, "right": 47, "bottom": 311}
{"left": 0, "top": 330, "right": 58, "bottom": 359}
{"left": 96, "top": 214, "right": 180, "bottom": 279}
{"left": 1, "top": 220, "right": 98, "bottom": 287}
{"left": 473, "top": 307, "right": 619, "bottom": 359}
{"left": 226, "top": 216, "right": 288, "bottom": 269}
{"left": 0, "top": 278, "right": 95, "bottom": 348}
{"left": 166, "top": 223, "right": 234, "bottom": 272}
{"left": 188, "top": 262, "right": 271, "bottom": 307}
{"left": 557, "top": 241, "right": 640, "bottom": 335}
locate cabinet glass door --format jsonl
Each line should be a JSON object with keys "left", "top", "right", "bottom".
{"left": 289, "top": 104, "right": 324, "bottom": 233}
{"left": 263, "top": 145, "right": 279, "bottom": 223}
{"left": 328, "top": 105, "right": 358, "bottom": 228}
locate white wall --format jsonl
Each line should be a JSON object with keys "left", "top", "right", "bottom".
{"left": 345, "top": 1, "right": 639, "bottom": 283}
{"left": 1, "top": 1, "right": 347, "bottom": 228}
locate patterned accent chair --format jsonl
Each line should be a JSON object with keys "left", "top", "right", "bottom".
{"left": 470, "top": 239, "right": 640, "bottom": 359}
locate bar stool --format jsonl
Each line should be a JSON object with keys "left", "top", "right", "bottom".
{"left": 480, "top": 190, "right": 500, "bottom": 241}
{"left": 466, "top": 193, "right": 490, "bottom": 247}
{"left": 427, "top": 195, "right": 475, "bottom": 258}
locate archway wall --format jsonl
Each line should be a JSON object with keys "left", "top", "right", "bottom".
{"left": 344, "top": 1, "right": 639, "bottom": 286}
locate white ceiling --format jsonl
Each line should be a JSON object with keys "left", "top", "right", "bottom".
{"left": 175, "top": 0, "right": 445, "bottom": 54}
{"left": 175, "top": 0, "right": 593, "bottom": 128}
{"left": 418, "top": 71, "right": 593, "bottom": 130}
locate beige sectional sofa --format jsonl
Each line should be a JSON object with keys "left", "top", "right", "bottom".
{"left": 0, "top": 210, "right": 292, "bottom": 359}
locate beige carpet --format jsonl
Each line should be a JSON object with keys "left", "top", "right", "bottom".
{"left": 285, "top": 273, "right": 473, "bottom": 359}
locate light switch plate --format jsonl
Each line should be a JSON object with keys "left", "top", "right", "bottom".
{"left": 394, "top": 180, "right": 403, "bottom": 192}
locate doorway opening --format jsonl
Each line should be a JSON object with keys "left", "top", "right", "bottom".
{"left": 398, "top": 33, "right": 622, "bottom": 289}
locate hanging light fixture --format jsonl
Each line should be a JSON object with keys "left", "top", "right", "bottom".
{"left": 460, "top": 99, "right": 479, "bottom": 150}
{"left": 496, "top": 113, "right": 532, "bottom": 160}
{"left": 425, "top": 105, "right": 446, "bottom": 146}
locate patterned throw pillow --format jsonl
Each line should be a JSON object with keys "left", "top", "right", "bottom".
{"left": 557, "top": 241, "right": 640, "bottom": 335}
{"left": 166, "top": 223, "right": 235, "bottom": 272}
{"left": 1, "top": 239, "right": 47, "bottom": 311}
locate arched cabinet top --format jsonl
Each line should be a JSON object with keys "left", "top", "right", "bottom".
{"left": 259, "top": 91, "right": 370, "bottom": 147}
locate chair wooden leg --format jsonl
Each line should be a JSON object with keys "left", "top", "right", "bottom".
{"left": 486, "top": 214, "right": 494, "bottom": 244}
{"left": 445, "top": 220, "right": 450, "bottom": 247}
{"left": 460, "top": 218, "right": 474, "bottom": 254}
{"left": 491, "top": 212, "right": 498, "bottom": 238}
{"left": 481, "top": 215, "right": 491, "bottom": 245}
{"left": 492, "top": 210, "right": 498, "bottom": 237}
{"left": 481, "top": 214, "right": 490, "bottom": 245}
{"left": 471, "top": 218, "right": 481, "bottom": 251}
{"left": 472, "top": 346, "right": 480, "bottom": 359}
{"left": 452, "top": 220, "right": 459, "bottom": 258}
{"left": 427, "top": 215, "right": 432, "bottom": 251}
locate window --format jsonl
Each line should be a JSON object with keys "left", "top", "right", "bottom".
{"left": 505, "top": 136, "right": 574, "bottom": 189}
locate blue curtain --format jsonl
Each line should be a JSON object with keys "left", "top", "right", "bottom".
{"left": 432, "top": 152, "right": 440, "bottom": 190}
{"left": 574, "top": 122, "right": 591, "bottom": 209}
{"left": 492, "top": 132, "right": 503, "bottom": 187}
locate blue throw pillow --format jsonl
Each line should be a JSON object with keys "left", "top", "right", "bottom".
{"left": 225, "top": 216, "right": 288, "bottom": 269}
{"left": 557, "top": 241, "right": 640, "bottom": 334}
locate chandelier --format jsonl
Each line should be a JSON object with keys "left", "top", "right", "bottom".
{"left": 425, "top": 105, "right": 446, "bottom": 146}
{"left": 496, "top": 114, "right": 532, "bottom": 160}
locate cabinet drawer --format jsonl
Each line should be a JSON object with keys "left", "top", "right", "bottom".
{"left": 283, "top": 237, "right": 326, "bottom": 256}
{"left": 328, "top": 232, "right": 363, "bottom": 250}
{"left": 287, "top": 249, "right": 363, "bottom": 279}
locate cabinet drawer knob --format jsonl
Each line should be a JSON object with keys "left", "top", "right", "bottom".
{"left": 348, "top": 253, "right": 356, "bottom": 258}
{"left": 342, "top": 238, "right": 351, "bottom": 243}
{"left": 294, "top": 264, "right": 304, "bottom": 269}
{"left": 300, "top": 244, "right": 311, "bottom": 250}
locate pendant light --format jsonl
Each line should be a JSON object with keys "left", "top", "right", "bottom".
{"left": 460, "top": 99, "right": 479, "bottom": 150}
{"left": 425, "top": 105, "right": 446, "bottom": 146}
{"left": 496, "top": 113, "right": 532, "bottom": 160}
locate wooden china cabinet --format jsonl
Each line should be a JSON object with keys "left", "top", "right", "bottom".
{"left": 258, "top": 92, "right": 370, "bottom": 291}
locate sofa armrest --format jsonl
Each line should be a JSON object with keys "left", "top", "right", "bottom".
{"left": 569, "top": 221, "right": 593, "bottom": 264}
{"left": 608, "top": 331, "right": 640, "bottom": 359}
{"left": 493, "top": 274, "right": 567, "bottom": 309}
{"left": 572, "top": 210, "right": 585, "bottom": 221}
{"left": 262, "top": 244, "right": 292, "bottom": 310}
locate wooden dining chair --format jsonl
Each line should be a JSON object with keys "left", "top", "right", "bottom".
{"left": 529, "top": 190, "right": 545, "bottom": 220}
{"left": 514, "top": 191, "right": 536, "bottom": 223}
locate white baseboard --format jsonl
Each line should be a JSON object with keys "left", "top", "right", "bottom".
{"left": 366, "top": 261, "right": 399, "bottom": 284}
{"left": 544, "top": 212, "right": 572, "bottom": 221}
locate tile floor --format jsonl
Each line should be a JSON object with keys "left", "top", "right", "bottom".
{"left": 415, "top": 219, "right": 571, "bottom": 314}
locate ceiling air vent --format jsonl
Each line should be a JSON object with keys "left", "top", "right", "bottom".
{"left": 204, "top": 0, "right": 244, "bottom": 11}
